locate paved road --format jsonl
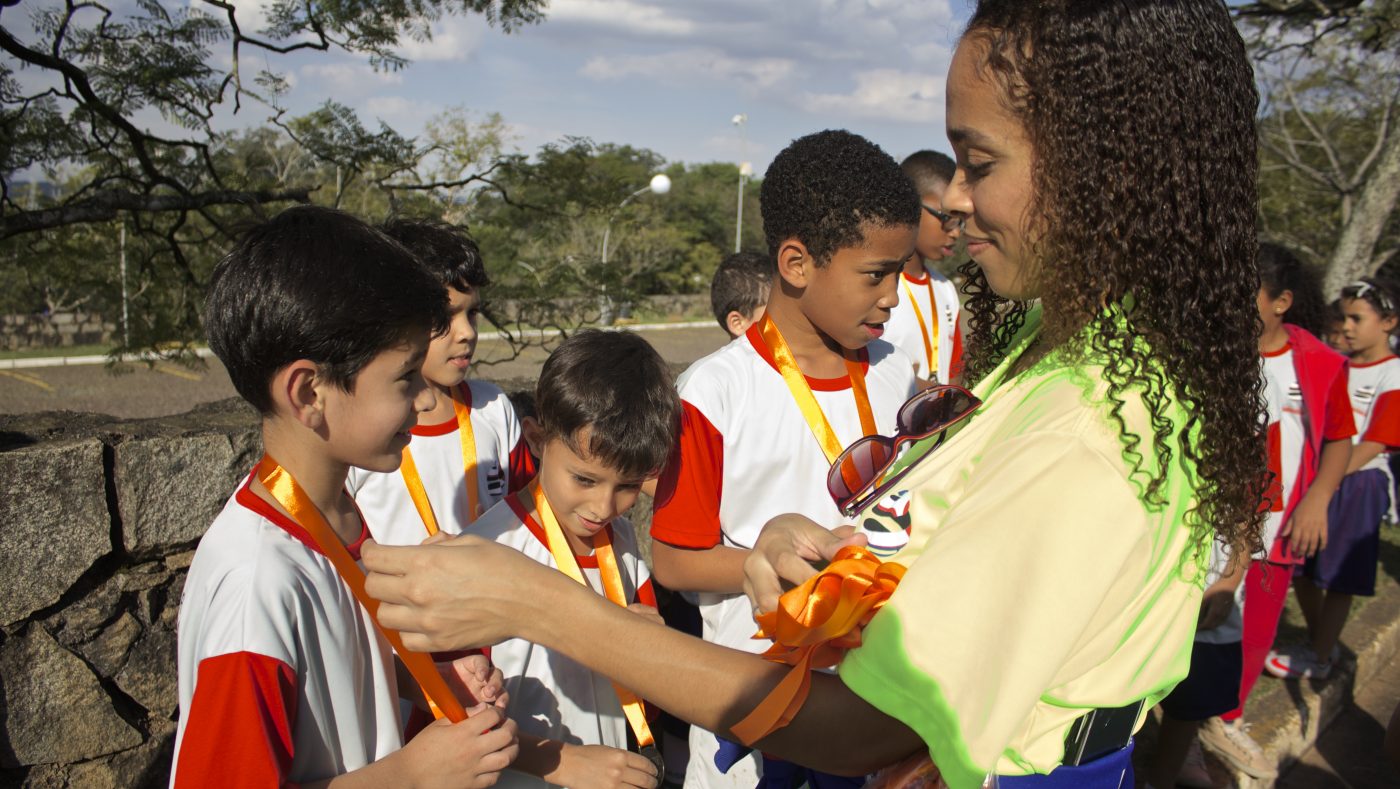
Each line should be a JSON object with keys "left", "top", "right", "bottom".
{"left": 0, "top": 325, "right": 732, "bottom": 420}
{"left": 1278, "top": 649, "right": 1400, "bottom": 788}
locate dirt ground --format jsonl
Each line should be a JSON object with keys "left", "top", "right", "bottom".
{"left": 0, "top": 325, "right": 732, "bottom": 419}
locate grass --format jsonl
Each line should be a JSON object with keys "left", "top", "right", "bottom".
{"left": 0, "top": 343, "right": 114, "bottom": 361}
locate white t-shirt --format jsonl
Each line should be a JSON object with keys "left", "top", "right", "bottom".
{"left": 882, "top": 264, "right": 962, "bottom": 383}
{"left": 347, "top": 380, "right": 533, "bottom": 546}
{"left": 172, "top": 473, "right": 402, "bottom": 787}
{"left": 472, "top": 495, "right": 656, "bottom": 788}
{"left": 1261, "top": 347, "right": 1305, "bottom": 550}
{"left": 1346, "top": 355, "right": 1400, "bottom": 472}
{"left": 653, "top": 326, "right": 916, "bottom": 655}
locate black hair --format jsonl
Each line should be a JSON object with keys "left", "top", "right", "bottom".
{"left": 1340, "top": 277, "right": 1399, "bottom": 324}
{"left": 760, "top": 129, "right": 920, "bottom": 266}
{"left": 1258, "top": 242, "right": 1329, "bottom": 337}
{"left": 380, "top": 218, "right": 490, "bottom": 292}
{"left": 710, "top": 251, "right": 775, "bottom": 329}
{"left": 206, "top": 205, "right": 449, "bottom": 415}
{"left": 535, "top": 329, "right": 681, "bottom": 478}
{"left": 900, "top": 150, "right": 957, "bottom": 195}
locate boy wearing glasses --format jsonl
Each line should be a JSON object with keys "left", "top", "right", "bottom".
{"left": 650, "top": 130, "right": 919, "bottom": 788}
{"left": 886, "top": 150, "right": 964, "bottom": 386}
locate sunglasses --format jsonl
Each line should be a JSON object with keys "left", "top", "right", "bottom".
{"left": 827, "top": 384, "right": 981, "bottom": 517}
{"left": 922, "top": 204, "right": 962, "bottom": 229}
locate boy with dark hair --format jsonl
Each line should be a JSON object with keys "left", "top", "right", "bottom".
{"left": 650, "top": 129, "right": 919, "bottom": 787}
{"left": 472, "top": 329, "right": 678, "bottom": 789}
{"left": 710, "top": 251, "right": 775, "bottom": 339}
{"left": 889, "top": 149, "right": 963, "bottom": 385}
{"left": 174, "top": 206, "right": 518, "bottom": 787}
{"left": 348, "top": 218, "right": 535, "bottom": 545}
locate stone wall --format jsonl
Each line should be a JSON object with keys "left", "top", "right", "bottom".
{"left": 1, "top": 312, "right": 117, "bottom": 351}
{"left": 0, "top": 372, "right": 660, "bottom": 788}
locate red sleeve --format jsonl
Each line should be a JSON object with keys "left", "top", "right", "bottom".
{"left": 1262, "top": 420, "right": 1283, "bottom": 513}
{"left": 635, "top": 578, "right": 657, "bottom": 607}
{"left": 949, "top": 322, "right": 965, "bottom": 382}
{"left": 174, "top": 651, "right": 298, "bottom": 788}
{"left": 650, "top": 401, "right": 725, "bottom": 549}
{"left": 1363, "top": 389, "right": 1400, "bottom": 447}
{"left": 1323, "top": 366, "right": 1358, "bottom": 441}
{"left": 507, "top": 434, "right": 538, "bottom": 493}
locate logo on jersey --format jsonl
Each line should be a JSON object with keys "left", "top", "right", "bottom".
{"left": 484, "top": 460, "right": 506, "bottom": 497}
{"left": 861, "top": 489, "right": 913, "bottom": 557}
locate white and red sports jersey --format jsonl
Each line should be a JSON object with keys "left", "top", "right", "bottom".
{"left": 471, "top": 495, "right": 656, "bottom": 786}
{"left": 1346, "top": 355, "right": 1400, "bottom": 471}
{"left": 172, "top": 473, "right": 402, "bottom": 788}
{"left": 1261, "top": 347, "right": 1305, "bottom": 550}
{"left": 883, "top": 264, "right": 963, "bottom": 383}
{"left": 653, "top": 326, "right": 916, "bottom": 655}
{"left": 347, "top": 380, "right": 535, "bottom": 546}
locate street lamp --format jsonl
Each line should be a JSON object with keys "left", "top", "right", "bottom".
{"left": 732, "top": 113, "right": 750, "bottom": 253}
{"left": 600, "top": 173, "right": 671, "bottom": 265}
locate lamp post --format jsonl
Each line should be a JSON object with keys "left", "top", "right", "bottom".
{"left": 732, "top": 114, "right": 750, "bottom": 253}
{"left": 598, "top": 173, "right": 671, "bottom": 323}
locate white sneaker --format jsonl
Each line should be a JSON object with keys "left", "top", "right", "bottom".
{"left": 1175, "top": 738, "right": 1214, "bottom": 788}
{"left": 1198, "top": 718, "right": 1277, "bottom": 779}
{"left": 1264, "top": 650, "right": 1333, "bottom": 680}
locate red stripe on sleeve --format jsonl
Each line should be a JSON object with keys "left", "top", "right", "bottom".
{"left": 635, "top": 578, "right": 657, "bottom": 607}
{"left": 650, "top": 401, "right": 725, "bottom": 549}
{"left": 1363, "top": 389, "right": 1400, "bottom": 448}
{"left": 949, "top": 321, "right": 964, "bottom": 382}
{"left": 1324, "top": 366, "right": 1357, "bottom": 441}
{"left": 507, "top": 434, "right": 538, "bottom": 493}
{"left": 174, "top": 651, "right": 297, "bottom": 789}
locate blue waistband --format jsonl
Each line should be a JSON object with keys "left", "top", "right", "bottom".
{"left": 995, "top": 740, "right": 1134, "bottom": 788}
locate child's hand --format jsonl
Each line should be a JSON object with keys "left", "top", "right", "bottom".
{"left": 626, "top": 603, "right": 665, "bottom": 627}
{"left": 440, "top": 653, "right": 508, "bottom": 709}
{"left": 396, "top": 704, "right": 519, "bottom": 789}
{"left": 1198, "top": 588, "right": 1234, "bottom": 630}
{"left": 1285, "top": 491, "right": 1329, "bottom": 557}
{"left": 553, "top": 743, "right": 661, "bottom": 789}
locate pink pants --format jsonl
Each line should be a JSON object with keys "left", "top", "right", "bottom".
{"left": 1221, "top": 560, "right": 1293, "bottom": 721}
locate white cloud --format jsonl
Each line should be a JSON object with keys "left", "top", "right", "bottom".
{"left": 549, "top": 0, "right": 698, "bottom": 37}
{"left": 362, "top": 96, "right": 436, "bottom": 129}
{"left": 582, "top": 48, "right": 796, "bottom": 90}
{"left": 301, "top": 63, "right": 404, "bottom": 93}
{"left": 802, "top": 69, "right": 945, "bottom": 124}
{"left": 398, "top": 14, "right": 486, "bottom": 61}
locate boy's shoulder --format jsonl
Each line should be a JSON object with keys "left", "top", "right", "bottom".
{"left": 465, "top": 378, "right": 512, "bottom": 409}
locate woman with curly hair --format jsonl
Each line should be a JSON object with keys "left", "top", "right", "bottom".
{"left": 359, "top": 1, "right": 1267, "bottom": 786}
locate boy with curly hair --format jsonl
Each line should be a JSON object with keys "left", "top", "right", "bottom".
{"left": 650, "top": 130, "right": 919, "bottom": 788}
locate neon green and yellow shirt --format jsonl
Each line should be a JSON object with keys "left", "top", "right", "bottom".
{"left": 839, "top": 307, "right": 1208, "bottom": 788}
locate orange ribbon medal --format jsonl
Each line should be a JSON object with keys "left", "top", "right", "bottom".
{"left": 756, "top": 313, "right": 877, "bottom": 465}
{"left": 400, "top": 383, "right": 481, "bottom": 536}
{"left": 901, "top": 274, "right": 941, "bottom": 381}
{"left": 256, "top": 456, "right": 468, "bottom": 722}
{"left": 730, "top": 546, "right": 906, "bottom": 745}
{"left": 523, "top": 481, "right": 658, "bottom": 753}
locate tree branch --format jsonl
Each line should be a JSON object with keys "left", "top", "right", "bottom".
{"left": 0, "top": 187, "right": 313, "bottom": 238}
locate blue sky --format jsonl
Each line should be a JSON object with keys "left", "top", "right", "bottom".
{"left": 239, "top": 0, "right": 969, "bottom": 176}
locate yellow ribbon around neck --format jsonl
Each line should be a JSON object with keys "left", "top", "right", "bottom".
{"left": 524, "top": 481, "right": 656, "bottom": 750}
{"left": 256, "top": 455, "right": 468, "bottom": 723}
{"left": 756, "top": 313, "right": 877, "bottom": 464}
{"left": 400, "top": 383, "right": 481, "bottom": 537}
{"left": 901, "top": 274, "right": 941, "bottom": 381}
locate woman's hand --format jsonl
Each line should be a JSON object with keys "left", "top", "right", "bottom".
{"left": 742, "top": 514, "right": 868, "bottom": 613}
{"left": 362, "top": 536, "right": 574, "bottom": 652}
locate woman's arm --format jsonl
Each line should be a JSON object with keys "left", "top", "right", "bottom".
{"left": 361, "top": 536, "right": 924, "bottom": 776}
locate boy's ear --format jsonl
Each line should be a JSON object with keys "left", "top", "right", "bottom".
{"left": 775, "top": 238, "right": 812, "bottom": 290}
{"left": 725, "top": 310, "right": 751, "bottom": 338}
{"left": 272, "top": 360, "right": 327, "bottom": 430}
{"left": 521, "top": 416, "right": 544, "bottom": 457}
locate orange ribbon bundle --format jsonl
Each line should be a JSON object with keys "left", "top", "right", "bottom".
{"left": 730, "top": 545, "right": 906, "bottom": 745}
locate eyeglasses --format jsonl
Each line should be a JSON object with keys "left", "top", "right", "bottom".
{"left": 922, "top": 204, "right": 962, "bottom": 229}
{"left": 827, "top": 384, "right": 981, "bottom": 517}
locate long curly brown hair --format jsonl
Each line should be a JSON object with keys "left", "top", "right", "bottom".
{"left": 959, "top": 0, "right": 1267, "bottom": 559}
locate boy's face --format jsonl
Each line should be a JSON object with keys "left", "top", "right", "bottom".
{"left": 422, "top": 285, "right": 482, "bottom": 389}
{"left": 534, "top": 428, "right": 647, "bottom": 544}
{"left": 320, "top": 335, "right": 436, "bottom": 473}
{"left": 914, "top": 188, "right": 960, "bottom": 263}
{"left": 798, "top": 222, "right": 913, "bottom": 351}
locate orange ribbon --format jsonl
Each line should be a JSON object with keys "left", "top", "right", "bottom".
{"left": 400, "top": 383, "right": 481, "bottom": 537}
{"left": 730, "top": 546, "right": 906, "bottom": 745}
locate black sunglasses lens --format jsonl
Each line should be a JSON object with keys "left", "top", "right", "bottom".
{"left": 828, "top": 437, "right": 896, "bottom": 502}
{"left": 898, "top": 388, "right": 973, "bottom": 435}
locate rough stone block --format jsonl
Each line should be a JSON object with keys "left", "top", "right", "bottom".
{"left": 0, "top": 439, "right": 112, "bottom": 626}
{"left": 115, "top": 428, "right": 260, "bottom": 556}
{"left": 0, "top": 625, "right": 143, "bottom": 767}
{"left": 114, "top": 623, "right": 178, "bottom": 718}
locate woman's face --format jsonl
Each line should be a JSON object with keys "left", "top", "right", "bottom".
{"left": 940, "top": 38, "right": 1038, "bottom": 300}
